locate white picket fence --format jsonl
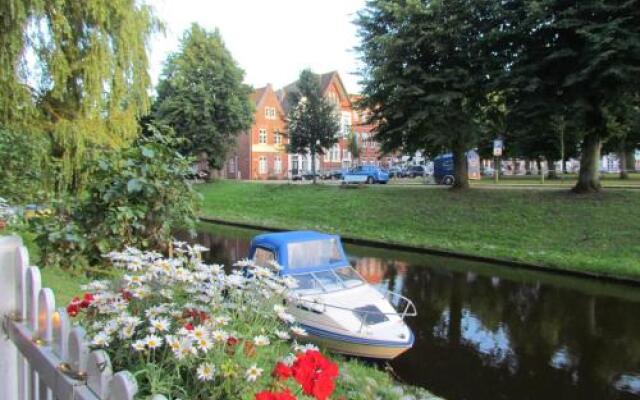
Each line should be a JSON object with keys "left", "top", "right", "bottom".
{"left": 0, "top": 235, "right": 167, "bottom": 400}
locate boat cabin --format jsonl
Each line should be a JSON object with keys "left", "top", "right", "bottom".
{"left": 249, "top": 231, "right": 365, "bottom": 294}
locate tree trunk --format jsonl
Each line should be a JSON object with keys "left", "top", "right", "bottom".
{"left": 525, "top": 158, "right": 532, "bottom": 175}
{"left": 536, "top": 159, "right": 542, "bottom": 175}
{"left": 574, "top": 101, "right": 605, "bottom": 193}
{"left": 310, "top": 147, "right": 317, "bottom": 184}
{"left": 625, "top": 147, "right": 636, "bottom": 173}
{"left": 618, "top": 148, "right": 628, "bottom": 180}
{"left": 452, "top": 142, "right": 469, "bottom": 190}
{"left": 573, "top": 130, "right": 602, "bottom": 193}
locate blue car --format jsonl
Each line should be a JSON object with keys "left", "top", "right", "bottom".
{"left": 348, "top": 165, "right": 389, "bottom": 184}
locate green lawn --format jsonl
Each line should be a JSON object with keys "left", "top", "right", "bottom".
{"left": 471, "top": 172, "right": 640, "bottom": 187}
{"left": 198, "top": 181, "right": 640, "bottom": 279}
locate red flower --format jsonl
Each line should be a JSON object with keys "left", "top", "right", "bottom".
{"left": 255, "top": 389, "right": 297, "bottom": 400}
{"left": 66, "top": 297, "right": 82, "bottom": 317}
{"left": 272, "top": 362, "right": 293, "bottom": 380}
{"left": 288, "top": 350, "right": 339, "bottom": 400}
{"left": 226, "top": 336, "right": 239, "bottom": 346}
{"left": 198, "top": 311, "right": 209, "bottom": 322}
{"left": 311, "top": 374, "right": 335, "bottom": 400}
{"left": 183, "top": 322, "right": 194, "bottom": 331}
{"left": 66, "top": 303, "right": 79, "bottom": 317}
{"left": 119, "top": 289, "right": 133, "bottom": 301}
{"left": 79, "top": 292, "right": 94, "bottom": 309}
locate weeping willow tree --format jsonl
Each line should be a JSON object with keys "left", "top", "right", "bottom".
{"left": 0, "top": 0, "right": 159, "bottom": 194}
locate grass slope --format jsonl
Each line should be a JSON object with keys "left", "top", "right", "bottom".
{"left": 198, "top": 181, "right": 640, "bottom": 278}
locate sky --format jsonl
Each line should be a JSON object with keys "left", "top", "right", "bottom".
{"left": 148, "top": 0, "right": 366, "bottom": 94}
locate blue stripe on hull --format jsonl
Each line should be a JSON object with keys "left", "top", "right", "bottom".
{"left": 300, "top": 323, "right": 415, "bottom": 348}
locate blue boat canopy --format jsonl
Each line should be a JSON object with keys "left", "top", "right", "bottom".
{"left": 249, "top": 231, "right": 349, "bottom": 273}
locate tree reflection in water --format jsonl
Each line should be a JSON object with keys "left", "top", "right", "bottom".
{"left": 177, "top": 225, "right": 640, "bottom": 400}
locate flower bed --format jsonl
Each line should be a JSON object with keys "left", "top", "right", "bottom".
{"left": 67, "top": 242, "right": 442, "bottom": 400}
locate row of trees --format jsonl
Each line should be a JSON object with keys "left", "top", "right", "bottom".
{"left": 357, "top": 0, "right": 640, "bottom": 192}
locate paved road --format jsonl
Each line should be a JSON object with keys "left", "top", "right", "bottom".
{"left": 228, "top": 178, "right": 640, "bottom": 191}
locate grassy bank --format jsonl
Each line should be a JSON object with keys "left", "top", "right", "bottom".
{"left": 198, "top": 181, "right": 640, "bottom": 279}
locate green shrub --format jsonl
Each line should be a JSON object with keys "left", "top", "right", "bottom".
{"left": 31, "top": 209, "right": 90, "bottom": 271}
{"left": 32, "top": 129, "right": 201, "bottom": 270}
{"left": 0, "top": 128, "right": 51, "bottom": 203}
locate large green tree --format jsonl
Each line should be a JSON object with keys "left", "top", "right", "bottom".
{"left": 356, "top": 0, "right": 500, "bottom": 189}
{"left": 286, "top": 69, "right": 340, "bottom": 184}
{"left": 499, "top": 0, "right": 640, "bottom": 192}
{"left": 154, "top": 24, "right": 254, "bottom": 170}
{"left": 0, "top": 0, "right": 158, "bottom": 194}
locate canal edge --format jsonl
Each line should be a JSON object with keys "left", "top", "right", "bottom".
{"left": 198, "top": 215, "right": 640, "bottom": 287}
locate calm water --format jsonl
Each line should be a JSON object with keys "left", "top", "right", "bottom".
{"left": 176, "top": 223, "right": 640, "bottom": 400}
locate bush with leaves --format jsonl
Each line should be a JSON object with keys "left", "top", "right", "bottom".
{"left": 78, "top": 131, "right": 201, "bottom": 260}
{"left": 0, "top": 128, "right": 51, "bottom": 203}
{"left": 31, "top": 208, "right": 90, "bottom": 271}
{"left": 32, "top": 129, "right": 201, "bottom": 270}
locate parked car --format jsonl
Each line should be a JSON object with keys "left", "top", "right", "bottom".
{"left": 406, "top": 165, "right": 430, "bottom": 178}
{"left": 387, "top": 166, "right": 404, "bottom": 178}
{"left": 347, "top": 165, "right": 389, "bottom": 184}
{"left": 292, "top": 171, "right": 320, "bottom": 181}
{"left": 433, "top": 150, "right": 481, "bottom": 185}
{"left": 321, "top": 169, "right": 348, "bottom": 180}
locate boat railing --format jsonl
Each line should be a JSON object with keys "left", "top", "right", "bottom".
{"left": 292, "top": 291, "right": 417, "bottom": 333}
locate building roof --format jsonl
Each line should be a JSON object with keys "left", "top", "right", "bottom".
{"left": 277, "top": 71, "right": 351, "bottom": 114}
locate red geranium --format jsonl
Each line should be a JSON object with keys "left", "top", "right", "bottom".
{"left": 79, "top": 292, "right": 94, "bottom": 309}
{"left": 273, "top": 350, "right": 339, "bottom": 400}
{"left": 66, "top": 297, "right": 82, "bottom": 317}
{"left": 255, "top": 389, "right": 297, "bottom": 400}
{"left": 272, "top": 362, "right": 293, "bottom": 380}
{"left": 183, "top": 322, "right": 194, "bottom": 331}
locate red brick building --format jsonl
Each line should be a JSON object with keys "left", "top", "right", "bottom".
{"left": 278, "top": 71, "right": 355, "bottom": 175}
{"left": 226, "top": 71, "right": 392, "bottom": 179}
{"left": 350, "top": 94, "right": 394, "bottom": 168}
{"left": 225, "top": 84, "right": 288, "bottom": 180}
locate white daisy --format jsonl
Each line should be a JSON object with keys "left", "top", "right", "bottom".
{"left": 253, "top": 335, "right": 270, "bottom": 346}
{"left": 175, "top": 340, "right": 197, "bottom": 360}
{"left": 91, "top": 331, "right": 110, "bottom": 347}
{"left": 197, "top": 362, "right": 215, "bottom": 382}
{"left": 290, "top": 325, "right": 308, "bottom": 336}
{"left": 166, "top": 335, "right": 180, "bottom": 352}
{"left": 277, "top": 311, "right": 296, "bottom": 324}
{"left": 149, "top": 317, "right": 171, "bottom": 333}
{"left": 211, "top": 329, "right": 229, "bottom": 343}
{"left": 273, "top": 304, "right": 286, "bottom": 314}
{"left": 196, "top": 336, "right": 213, "bottom": 353}
{"left": 275, "top": 330, "right": 291, "bottom": 340}
{"left": 118, "top": 324, "right": 135, "bottom": 339}
{"left": 189, "top": 325, "right": 207, "bottom": 340}
{"left": 144, "top": 334, "right": 163, "bottom": 350}
{"left": 213, "top": 315, "right": 231, "bottom": 326}
{"left": 132, "top": 340, "right": 146, "bottom": 352}
{"left": 245, "top": 364, "right": 263, "bottom": 382}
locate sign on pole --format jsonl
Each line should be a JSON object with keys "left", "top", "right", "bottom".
{"left": 493, "top": 139, "right": 503, "bottom": 157}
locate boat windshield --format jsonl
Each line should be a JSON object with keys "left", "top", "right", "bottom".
{"left": 291, "top": 267, "right": 364, "bottom": 295}
{"left": 287, "top": 239, "right": 344, "bottom": 269}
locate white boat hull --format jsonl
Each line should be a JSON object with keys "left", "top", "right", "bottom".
{"left": 297, "top": 325, "right": 414, "bottom": 359}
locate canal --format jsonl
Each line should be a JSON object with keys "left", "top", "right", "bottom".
{"left": 177, "top": 223, "right": 640, "bottom": 400}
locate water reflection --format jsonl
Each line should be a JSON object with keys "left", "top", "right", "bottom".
{"left": 177, "top": 225, "right": 640, "bottom": 400}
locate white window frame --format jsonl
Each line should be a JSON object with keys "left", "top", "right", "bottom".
{"left": 275, "top": 156, "right": 282, "bottom": 173}
{"left": 258, "top": 156, "right": 267, "bottom": 174}
{"left": 258, "top": 128, "right": 267, "bottom": 144}
{"left": 265, "top": 107, "right": 276, "bottom": 120}
{"left": 274, "top": 132, "right": 282, "bottom": 145}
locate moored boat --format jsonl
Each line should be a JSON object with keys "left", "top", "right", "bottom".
{"left": 248, "top": 231, "right": 416, "bottom": 359}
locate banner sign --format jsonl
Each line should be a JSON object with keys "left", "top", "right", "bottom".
{"left": 493, "top": 139, "right": 503, "bottom": 157}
